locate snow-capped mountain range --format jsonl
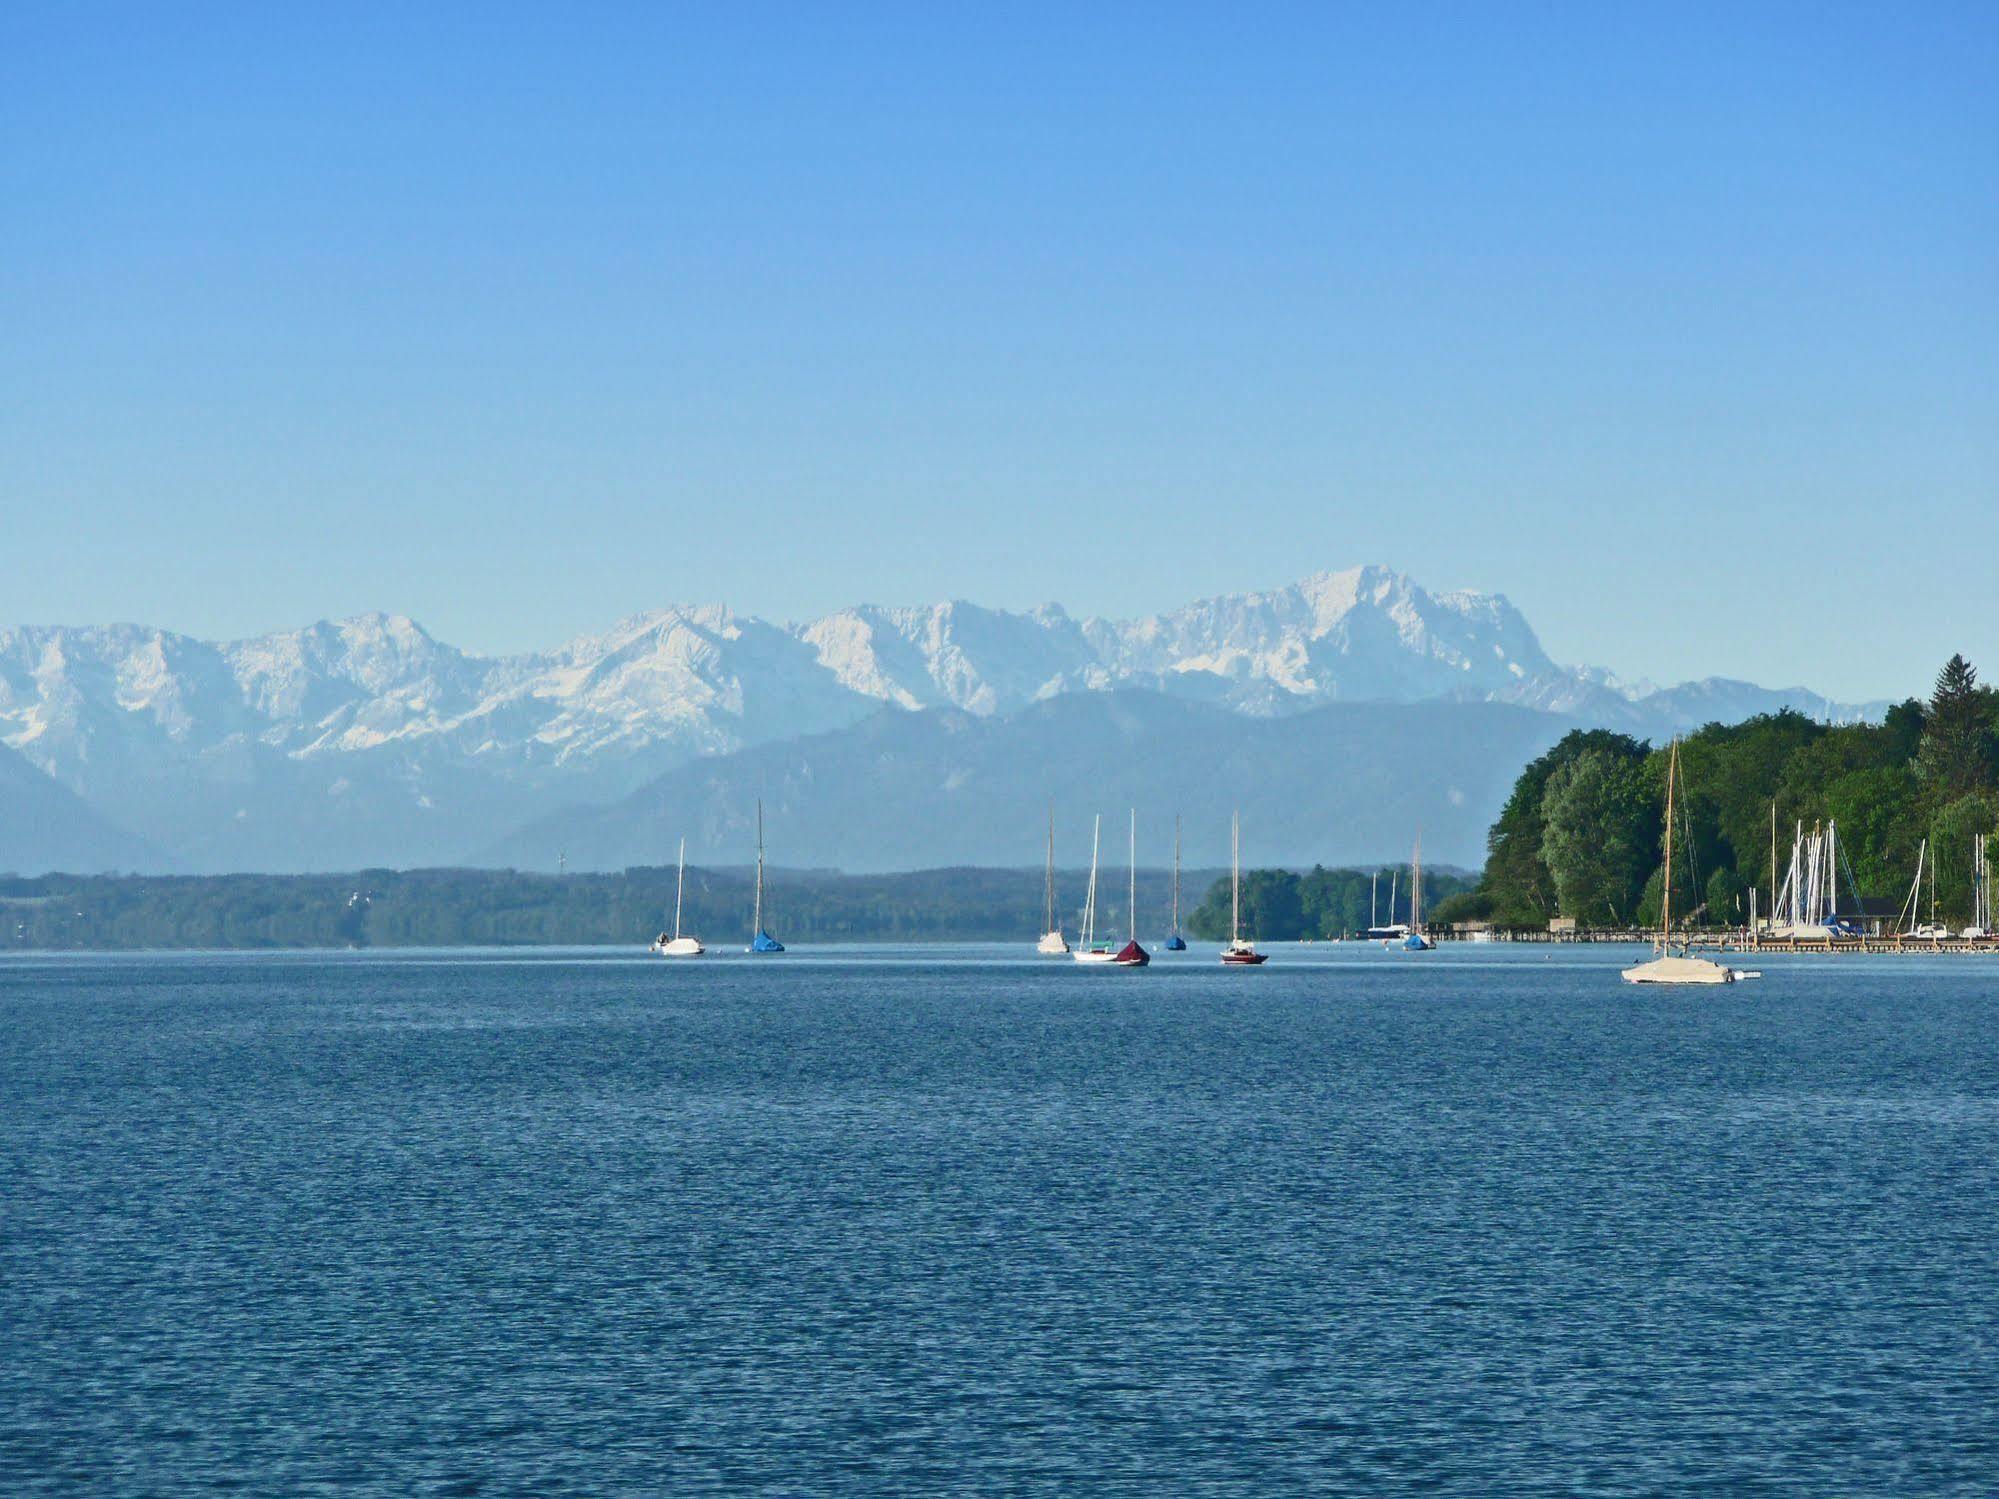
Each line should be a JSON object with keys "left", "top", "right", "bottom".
{"left": 0, "top": 566, "right": 1877, "bottom": 873}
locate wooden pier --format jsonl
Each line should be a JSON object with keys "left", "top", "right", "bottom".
{"left": 1439, "top": 926, "right": 1999, "bottom": 954}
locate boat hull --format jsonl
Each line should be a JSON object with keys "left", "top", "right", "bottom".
{"left": 1037, "top": 931, "right": 1071, "bottom": 955}
{"left": 652, "top": 936, "right": 704, "bottom": 957}
{"left": 1221, "top": 950, "right": 1267, "bottom": 965}
{"left": 1621, "top": 955, "right": 1741, "bottom": 985}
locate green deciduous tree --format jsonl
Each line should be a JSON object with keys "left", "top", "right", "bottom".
{"left": 1483, "top": 730, "right": 1647, "bottom": 927}
{"left": 1820, "top": 765, "right": 1924, "bottom": 898}
{"left": 1541, "top": 745, "right": 1658, "bottom": 927}
{"left": 1928, "top": 793, "right": 1999, "bottom": 926}
{"left": 1705, "top": 866, "right": 1747, "bottom": 926}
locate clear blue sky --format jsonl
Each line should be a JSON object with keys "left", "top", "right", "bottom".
{"left": 3, "top": 2, "right": 1993, "bottom": 700}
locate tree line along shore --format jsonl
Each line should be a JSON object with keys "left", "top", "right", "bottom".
{"left": 0, "top": 862, "right": 1472, "bottom": 951}
{"left": 1430, "top": 655, "right": 1999, "bottom": 934}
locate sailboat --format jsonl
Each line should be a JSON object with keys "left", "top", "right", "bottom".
{"left": 1163, "top": 813, "right": 1187, "bottom": 950}
{"left": 1037, "top": 802, "right": 1069, "bottom": 954}
{"left": 1073, "top": 815, "right": 1118, "bottom": 963}
{"left": 1366, "top": 868, "right": 1407, "bottom": 941}
{"left": 1398, "top": 830, "right": 1435, "bottom": 951}
{"left": 1622, "top": 740, "right": 1756, "bottom": 984}
{"left": 1221, "top": 810, "right": 1267, "bottom": 964}
{"left": 1899, "top": 838, "right": 1953, "bottom": 939}
{"left": 1111, "top": 809, "right": 1151, "bottom": 966}
{"left": 650, "top": 837, "right": 704, "bottom": 956}
{"left": 747, "top": 800, "right": 784, "bottom": 953}
{"left": 1965, "top": 833, "right": 1992, "bottom": 940}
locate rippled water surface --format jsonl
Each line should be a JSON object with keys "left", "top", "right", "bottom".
{"left": 4, "top": 944, "right": 1998, "bottom": 1494}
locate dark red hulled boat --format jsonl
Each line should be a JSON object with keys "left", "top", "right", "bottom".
{"left": 1112, "top": 938, "right": 1151, "bottom": 967}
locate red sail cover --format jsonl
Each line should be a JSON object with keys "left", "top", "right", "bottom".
{"left": 1113, "top": 940, "right": 1150, "bottom": 967}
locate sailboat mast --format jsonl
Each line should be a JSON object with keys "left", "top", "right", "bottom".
{"left": 1770, "top": 800, "right": 1778, "bottom": 923}
{"left": 1660, "top": 740, "right": 1678, "bottom": 950}
{"left": 1127, "top": 808, "right": 1137, "bottom": 943}
{"left": 1904, "top": 839, "right": 1927, "bottom": 934}
{"left": 1412, "top": 829, "right": 1423, "bottom": 929}
{"left": 674, "top": 836, "right": 686, "bottom": 941}
{"left": 1172, "top": 814, "right": 1181, "bottom": 932}
{"left": 1085, "top": 814, "right": 1101, "bottom": 944}
{"left": 753, "top": 800, "right": 765, "bottom": 932}
{"left": 1049, "top": 807, "right": 1058, "bottom": 931}
{"left": 1231, "top": 810, "right": 1241, "bottom": 942}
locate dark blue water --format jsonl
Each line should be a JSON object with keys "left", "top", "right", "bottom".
{"left": 4, "top": 944, "right": 1997, "bottom": 1494}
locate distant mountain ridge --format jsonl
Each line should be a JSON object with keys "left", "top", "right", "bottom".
{"left": 476, "top": 692, "right": 1585, "bottom": 873}
{"left": 0, "top": 565, "right": 1882, "bottom": 873}
{"left": 0, "top": 741, "right": 166, "bottom": 875}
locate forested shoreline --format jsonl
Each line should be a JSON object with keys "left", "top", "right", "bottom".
{"left": 2, "top": 860, "right": 1464, "bottom": 950}
{"left": 1434, "top": 656, "right": 1999, "bottom": 932}
{"left": 0, "top": 858, "right": 1474, "bottom": 951}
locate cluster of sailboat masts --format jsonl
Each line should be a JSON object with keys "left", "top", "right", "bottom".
{"left": 1750, "top": 812, "right": 1993, "bottom": 942}
{"left": 650, "top": 801, "right": 1439, "bottom": 962}
{"left": 1038, "top": 808, "right": 1436, "bottom": 967}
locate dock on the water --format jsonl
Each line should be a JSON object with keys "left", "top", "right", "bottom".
{"left": 1437, "top": 926, "right": 1999, "bottom": 954}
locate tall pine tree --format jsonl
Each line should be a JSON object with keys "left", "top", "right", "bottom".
{"left": 1915, "top": 655, "right": 1996, "bottom": 798}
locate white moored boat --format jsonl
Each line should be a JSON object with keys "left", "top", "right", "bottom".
{"left": 650, "top": 836, "right": 704, "bottom": 957}
{"left": 1073, "top": 814, "right": 1117, "bottom": 963}
{"left": 1220, "top": 811, "right": 1266, "bottom": 965}
{"left": 1037, "top": 802, "right": 1069, "bottom": 955}
{"left": 1622, "top": 740, "right": 1757, "bottom": 985}
{"left": 1623, "top": 953, "right": 1741, "bottom": 985}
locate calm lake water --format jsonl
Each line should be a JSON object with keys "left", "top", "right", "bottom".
{"left": 3, "top": 943, "right": 1997, "bottom": 1494}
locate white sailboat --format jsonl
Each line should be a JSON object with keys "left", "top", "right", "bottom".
{"left": 1037, "top": 802, "right": 1069, "bottom": 954}
{"left": 1965, "top": 833, "right": 1992, "bottom": 940}
{"left": 1366, "top": 867, "right": 1407, "bottom": 941}
{"left": 1900, "top": 837, "right": 1953, "bottom": 939}
{"left": 1221, "top": 810, "right": 1267, "bottom": 964}
{"left": 651, "top": 837, "right": 704, "bottom": 956}
{"left": 1623, "top": 740, "right": 1755, "bottom": 985}
{"left": 1073, "top": 814, "right": 1117, "bottom": 963}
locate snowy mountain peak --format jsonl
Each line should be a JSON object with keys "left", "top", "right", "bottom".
{"left": 0, "top": 566, "right": 1878, "bottom": 873}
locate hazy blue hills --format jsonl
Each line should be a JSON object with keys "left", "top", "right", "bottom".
{"left": 476, "top": 691, "right": 1579, "bottom": 873}
{"left": 0, "top": 742, "right": 165, "bottom": 875}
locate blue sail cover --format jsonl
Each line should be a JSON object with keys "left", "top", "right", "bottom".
{"left": 1400, "top": 932, "right": 1435, "bottom": 951}
{"left": 1163, "top": 933, "right": 1187, "bottom": 951}
{"left": 750, "top": 929, "right": 786, "bottom": 953}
